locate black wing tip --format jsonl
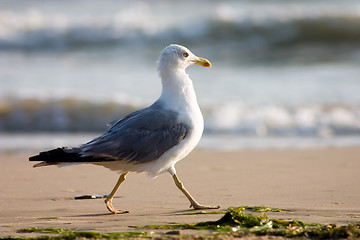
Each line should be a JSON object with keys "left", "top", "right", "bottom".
{"left": 29, "top": 148, "right": 67, "bottom": 167}
{"left": 29, "top": 147, "right": 114, "bottom": 166}
{"left": 29, "top": 155, "right": 39, "bottom": 162}
{"left": 29, "top": 147, "right": 65, "bottom": 161}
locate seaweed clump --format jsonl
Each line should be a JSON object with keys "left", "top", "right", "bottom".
{"left": 14, "top": 227, "right": 150, "bottom": 239}
{"left": 6, "top": 207, "right": 360, "bottom": 239}
{"left": 194, "top": 207, "right": 360, "bottom": 239}
{"left": 243, "top": 205, "right": 286, "bottom": 212}
{"left": 140, "top": 206, "right": 360, "bottom": 239}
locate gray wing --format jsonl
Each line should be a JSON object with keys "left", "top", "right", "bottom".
{"left": 78, "top": 105, "right": 191, "bottom": 163}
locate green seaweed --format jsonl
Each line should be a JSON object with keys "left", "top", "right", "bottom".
{"left": 194, "top": 206, "right": 271, "bottom": 232}
{"left": 193, "top": 207, "right": 360, "bottom": 238}
{"left": 16, "top": 227, "right": 150, "bottom": 239}
{"left": 242, "top": 205, "right": 287, "bottom": 212}
{"left": 37, "top": 217, "right": 59, "bottom": 220}
{"left": 7, "top": 207, "right": 360, "bottom": 239}
{"left": 140, "top": 207, "right": 360, "bottom": 239}
{"left": 19, "top": 227, "right": 69, "bottom": 234}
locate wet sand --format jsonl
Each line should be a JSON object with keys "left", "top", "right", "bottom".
{"left": 1, "top": 147, "right": 360, "bottom": 238}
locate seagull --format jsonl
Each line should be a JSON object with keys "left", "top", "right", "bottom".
{"left": 29, "top": 44, "right": 220, "bottom": 214}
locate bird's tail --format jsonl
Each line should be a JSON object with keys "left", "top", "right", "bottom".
{"left": 29, "top": 147, "right": 110, "bottom": 168}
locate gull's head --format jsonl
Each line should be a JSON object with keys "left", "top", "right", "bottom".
{"left": 157, "top": 44, "right": 211, "bottom": 73}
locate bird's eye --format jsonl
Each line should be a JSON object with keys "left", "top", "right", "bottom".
{"left": 183, "top": 52, "right": 189, "bottom": 58}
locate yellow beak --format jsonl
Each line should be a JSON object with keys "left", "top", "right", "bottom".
{"left": 191, "top": 57, "right": 212, "bottom": 67}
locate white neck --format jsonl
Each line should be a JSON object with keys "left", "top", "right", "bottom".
{"left": 158, "top": 67, "right": 199, "bottom": 110}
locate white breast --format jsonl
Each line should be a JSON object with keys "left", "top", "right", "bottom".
{"left": 138, "top": 75, "right": 204, "bottom": 177}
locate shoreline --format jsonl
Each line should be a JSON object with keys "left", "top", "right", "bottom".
{"left": 2, "top": 133, "right": 360, "bottom": 153}
{"left": 1, "top": 147, "right": 359, "bottom": 238}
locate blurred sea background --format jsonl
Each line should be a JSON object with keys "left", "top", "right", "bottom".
{"left": 1, "top": 0, "right": 360, "bottom": 152}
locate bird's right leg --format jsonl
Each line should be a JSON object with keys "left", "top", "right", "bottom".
{"left": 105, "top": 172, "right": 129, "bottom": 214}
{"left": 172, "top": 173, "right": 220, "bottom": 210}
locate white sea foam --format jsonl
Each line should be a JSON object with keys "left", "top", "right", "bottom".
{"left": 1, "top": 97, "right": 359, "bottom": 138}
{"left": 1, "top": 1, "right": 360, "bottom": 50}
{"left": 205, "top": 103, "right": 360, "bottom": 137}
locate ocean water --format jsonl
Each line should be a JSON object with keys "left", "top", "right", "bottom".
{"left": 1, "top": 0, "right": 360, "bottom": 151}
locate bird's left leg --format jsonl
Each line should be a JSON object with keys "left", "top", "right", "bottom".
{"left": 105, "top": 172, "right": 129, "bottom": 214}
{"left": 172, "top": 173, "right": 220, "bottom": 210}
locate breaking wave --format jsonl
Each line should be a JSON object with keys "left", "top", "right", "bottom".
{"left": 1, "top": 5, "right": 360, "bottom": 51}
{"left": 1, "top": 97, "right": 359, "bottom": 138}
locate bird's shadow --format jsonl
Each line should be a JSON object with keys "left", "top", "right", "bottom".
{"left": 71, "top": 209, "right": 206, "bottom": 218}
{"left": 169, "top": 208, "right": 211, "bottom": 215}
{"left": 71, "top": 213, "right": 115, "bottom": 217}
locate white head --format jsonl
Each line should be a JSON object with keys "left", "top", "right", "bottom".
{"left": 157, "top": 44, "right": 211, "bottom": 74}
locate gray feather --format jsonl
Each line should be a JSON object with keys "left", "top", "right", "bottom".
{"left": 77, "top": 103, "right": 191, "bottom": 163}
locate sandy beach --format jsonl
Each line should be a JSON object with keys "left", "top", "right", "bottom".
{"left": 1, "top": 147, "right": 360, "bottom": 238}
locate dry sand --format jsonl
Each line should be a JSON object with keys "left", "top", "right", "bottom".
{"left": 1, "top": 147, "right": 360, "bottom": 238}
